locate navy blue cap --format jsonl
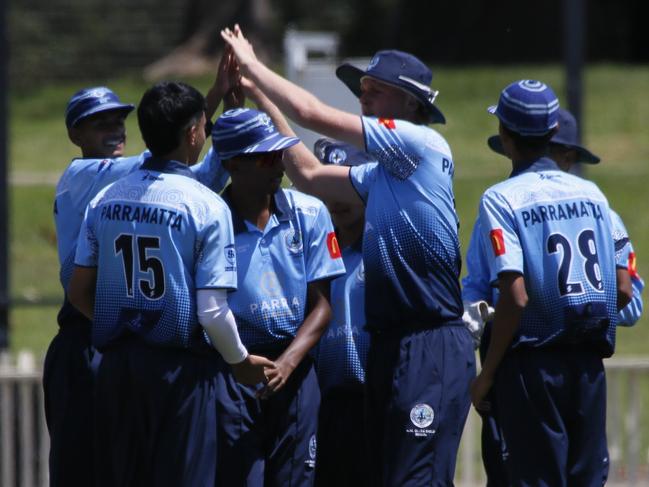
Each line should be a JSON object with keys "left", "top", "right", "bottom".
{"left": 487, "top": 108, "right": 600, "bottom": 164}
{"left": 65, "top": 86, "right": 134, "bottom": 129}
{"left": 212, "top": 108, "right": 300, "bottom": 160}
{"left": 313, "top": 138, "right": 375, "bottom": 167}
{"left": 488, "top": 80, "right": 559, "bottom": 136}
{"left": 336, "top": 50, "right": 445, "bottom": 124}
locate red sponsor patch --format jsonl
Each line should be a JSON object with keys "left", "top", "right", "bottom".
{"left": 628, "top": 251, "right": 640, "bottom": 279}
{"left": 378, "top": 118, "right": 396, "bottom": 130}
{"left": 490, "top": 229, "right": 506, "bottom": 257}
{"left": 326, "top": 232, "right": 342, "bottom": 259}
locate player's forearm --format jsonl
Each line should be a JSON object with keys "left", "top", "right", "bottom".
{"left": 240, "top": 58, "right": 324, "bottom": 131}
{"left": 277, "top": 280, "right": 332, "bottom": 372}
{"left": 481, "top": 273, "right": 527, "bottom": 379}
{"left": 68, "top": 266, "right": 97, "bottom": 320}
{"left": 250, "top": 84, "right": 330, "bottom": 196}
{"left": 205, "top": 85, "right": 227, "bottom": 122}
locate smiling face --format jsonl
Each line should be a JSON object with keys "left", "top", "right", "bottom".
{"left": 68, "top": 109, "right": 129, "bottom": 158}
{"left": 359, "top": 77, "right": 417, "bottom": 120}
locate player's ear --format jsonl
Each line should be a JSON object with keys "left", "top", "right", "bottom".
{"left": 67, "top": 127, "right": 83, "bottom": 148}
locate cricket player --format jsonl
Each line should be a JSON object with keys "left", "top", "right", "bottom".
{"left": 68, "top": 81, "right": 274, "bottom": 487}
{"left": 486, "top": 107, "right": 644, "bottom": 327}
{"left": 470, "top": 80, "right": 632, "bottom": 487}
{"left": 222, "top": 26, "right": 475, "bottom": 486}
{"left": 210, "top": 108, "right": 346, "bottom": 486}
{"left": 465, "top": 106, "right": 643, "bottom": 486}
{"left": 311, "top": 138, "right": 374, "bottom": 487}
{"left": 45, "top": 53, "right": 240, "bottom": 486}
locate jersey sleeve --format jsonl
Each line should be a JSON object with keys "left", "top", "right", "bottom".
{"left": 349, "top": 162, "right": 379, "bottom": 203}
{"left": 618, "top": 245, "right": 645, "bottom": 326}
{"left": 74, "top": 204, "right": 99, "bottom": 268}
{"left": 478, "top": 190, "right": 524, "bottom": 284}
{"left": 191, "top": 147, "right": 230, "bottom": 194}
{"left": 608, "top": 209, "right": 631, "bottom": 268}
{"left": 302, "top": 203, "right": 346, "bottom": 283}
{"left": 462, "top": 217, "right": 495, "bottom": 304}
{"left": 194, "top": 201, "right": 238, "bottom": 291}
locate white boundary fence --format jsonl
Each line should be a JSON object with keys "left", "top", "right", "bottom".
{"left": 0, "top": 352, "right": 648, "bottom": 487}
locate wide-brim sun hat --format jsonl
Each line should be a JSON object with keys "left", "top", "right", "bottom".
{"left": 336, "top": 50, "right": 445, "bottom": 124}
{"left": 487, "top": 79, "right": 559, "bottom": 137}
{"left": 487, "top": 107, "right": 600, "bottom": 164}
{"left": 65, "top": 86, "right": 134, "bottom": 129}
{"left": 212, "top": 108, "right": 300, "bottom": 160}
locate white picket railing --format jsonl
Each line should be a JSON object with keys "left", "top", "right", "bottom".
{"left": 0, "top": 351, "right": 648, "bottom": 487}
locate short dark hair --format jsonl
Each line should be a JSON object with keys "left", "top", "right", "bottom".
{"left": 501, "top": 123, "right": 555, "bottom": 153}
{"left": 137, "top": 81, "right": 206, "bottom": 157}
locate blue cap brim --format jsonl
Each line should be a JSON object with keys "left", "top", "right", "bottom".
{"left": 220, "top": 132, "right": 300, "bottom": 160}
{"left": 71, "top": 102, "right": 135, "bottom": 128}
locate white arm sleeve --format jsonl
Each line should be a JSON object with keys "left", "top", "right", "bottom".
{"left": 197, "top": 289, "right": 248, "bottom": 364}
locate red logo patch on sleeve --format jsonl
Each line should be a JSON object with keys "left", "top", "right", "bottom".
{"left": 326, "top": 232, "right": 342, "bottom": 259}
{"left": 490, "top": 229, "right": 506, "bottom": 257}
{"left": 378, "top": 118, "right": 396, "bottom": 130}
{"left": 628, "top": 251, "right": 639, "bottom": 279}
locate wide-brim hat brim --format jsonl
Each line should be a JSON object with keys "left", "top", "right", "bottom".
{"left": 487, "top": 134, "right": 601, "bottom": 164}
{"left": 219, "top": 132, "right": 300, "bottom": 161}
{"left": 335, "top": 64, "right": 446, "bottom": 125}
{"left": 70, "top": 103, "right": 135, "bottom": 128}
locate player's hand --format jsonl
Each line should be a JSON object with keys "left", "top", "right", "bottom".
{"left": 231, "top": 354, "right": 276, "bottom": 385}
{"left": 257, "top": 357, "right": 294, "bottom": 398}
{"left": 462, "top": 300, "right": 494, "bottom": 349}
{"left": 220, "top": 24, "right": 257, "bottom": 75}
{"left": 470, "top": 372, "right": 494, "bottom": 413}
{"left": 213, "top": 46, "right": 235, "bottom": 97}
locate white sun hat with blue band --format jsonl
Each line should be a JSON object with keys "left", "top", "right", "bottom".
{"left": 488, "top": 80, "right": 559, "bottom": 136}
{"left": 212, "top": 108, "right": 300, "bottom": 160}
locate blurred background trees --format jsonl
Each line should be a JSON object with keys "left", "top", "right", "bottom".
{"left": 8, "top": 0, "right": 649, "bottom": 89}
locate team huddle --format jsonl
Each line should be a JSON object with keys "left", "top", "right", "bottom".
{"left": 43, "top": 25, "right": 644, "bottom": 487}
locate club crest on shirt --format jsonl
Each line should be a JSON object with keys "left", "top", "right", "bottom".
{"left": 305, "top": 434, "right": 317, "bottom": 468}
{"left": 410, "top": 403, "right": 434, "bottom": 428}
{"left": 284, "top": 228, "right": 303, "bottom": 254}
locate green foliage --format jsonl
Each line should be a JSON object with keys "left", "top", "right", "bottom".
{"left": 8, "top": 65, "right": 649, "bottom": 357}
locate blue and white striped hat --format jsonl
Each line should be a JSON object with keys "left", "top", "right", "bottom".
{"left": 487, "top": 80, "right": 559, "bottom": 136}
{"left": 212, "top": 108, "right": 300, "bottom": 160}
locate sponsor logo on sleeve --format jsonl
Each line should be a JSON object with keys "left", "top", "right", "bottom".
{"left": 629, "top": 251, "right": 639, "bottom": 279}
{"left": 326, "top": 232, "right": 342, "bottom": 259}
{"left": 490, "top": 229, "right": 506, "bottom": 257}
{"left": 378, "top": 118, "right": 396, "bottom": 130}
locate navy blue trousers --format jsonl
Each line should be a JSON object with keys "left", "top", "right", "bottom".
{"left": 94, "top": 339, "right": 219, "bottom": 487}
{"left": 215, "top": 355, "right": 320, "bottom": 487}
{"left": 365, "top": 325, "right": 475, "bottom": 487}
{"left": 478, "top": 323, "right": 510, "bottom": 487}
{"left": 495, "top": 347, "right": 609, "bottom": 487}
{"left": 43, "top": 310, "right": 101, "bottom": 487}
{"left": 315, "top": 387, "right": 367, "bottom": 487}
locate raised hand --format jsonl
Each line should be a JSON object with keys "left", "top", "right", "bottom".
{"left": 220, "top": 24, "right": 257, "bottom": 75}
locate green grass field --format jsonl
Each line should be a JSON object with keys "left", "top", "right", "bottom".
{"left": 7, "top": 64, "right": 649, "bottom": 357}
